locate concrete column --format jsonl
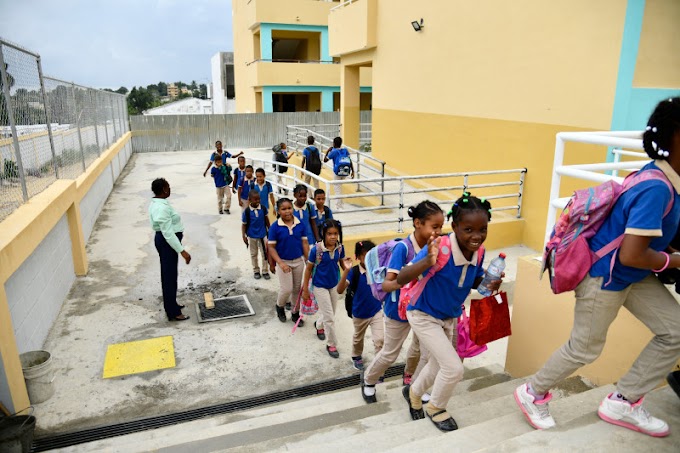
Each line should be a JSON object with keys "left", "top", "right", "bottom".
{"left": 340, "top": 65, "right": 361, "bottom": 149}
{"left": 263, "top": 87, "right": 274, "bottom": 113}
{"left": 321, "top": 28, "right": 331, "bottom": 62}
{"left": 67, "top": 202, "right": 88, "bottom": 276}
{"left": 0, "top": 285, "right": 29, "bottom": 413}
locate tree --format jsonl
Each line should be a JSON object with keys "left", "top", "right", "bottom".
{"left": 192, "top": 89, "right": 200, "bottom": 98}
{"left": 115, "top": 86, "right": 128, "bottom": 95}
{"left": 103, "top": 88, "right": 115, "bottom": 92}
{"left": 190, "top": 80, "right": 198, "bottom": 90}
{"left": 157, "top": 81, "right": 168, "bottom": 97}
{"left": 178, "top": 91, "right": 192, "bottom": 100}
{"left": 127, "top": 86, "right": 158, "bottom": 115}
{"left": 199, "top": 83, "right": 207, "bottom": 99}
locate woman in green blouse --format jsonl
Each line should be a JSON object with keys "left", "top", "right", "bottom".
{"left": 149, "top": 178, "right": 192, "bottom": 321}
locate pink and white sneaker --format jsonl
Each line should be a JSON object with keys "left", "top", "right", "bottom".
{"left": 514, "top": 383, "right": 556, "bottom": 430}
{"left": 597, "top": 393, "right": 669, "bottom": 437}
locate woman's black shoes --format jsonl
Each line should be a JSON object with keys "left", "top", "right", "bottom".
{"left": 360, "top": 370, "right": 377, "bottom": 404}
{"left": 402, "top": 385, "right": 425, "bottom": 420}
{"left": 168, "top": 315, "right": 190, "bottom": 321}
{"left": 291, "top": 312, "right": 304, "bottom": 327}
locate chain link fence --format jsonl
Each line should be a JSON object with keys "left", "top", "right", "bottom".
{"left": 0, "top": 38, "right": 128, "bottom": 221}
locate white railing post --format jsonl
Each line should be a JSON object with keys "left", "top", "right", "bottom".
{"left": 398, "top": 179, "right": 405, "bottom": 233}
{"left": 545, "top": 134, "right": 566, "bottom": 244}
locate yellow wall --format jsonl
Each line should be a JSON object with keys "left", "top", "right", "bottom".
{"left": 506, "top": 256, "right": 680, "bottom": 384}
{"left": 634, "top": 0, "right": 680, "bottom": 88}
{"left": 366, "top": 0, "right": 625, "bottom": 129}
{"left": 371, "top": 110, "right": 606, "bottom": 251}
{"left": 245, "top": 0, "right": 336, "bottom": 29}
{"left": 328, "top": 0, "right": 377, "bottom": 56}
{"left": 0, "top": 133, "right": 131, "bottom": 412}
{"left": 233, "top": 0, "right": 257, "bottom": 112}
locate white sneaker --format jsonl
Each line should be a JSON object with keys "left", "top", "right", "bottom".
{"left": 597, "top": 394, "right": 669, "bottom": 437}
{"left": 514, "top": 383, "right": 556, "bottom": 429}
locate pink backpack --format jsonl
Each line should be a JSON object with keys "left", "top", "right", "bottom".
{"left": 542, "top": 169, "right": 673, "bottom": 294}
{"left": 457, "top": 307, "right": 488, "bottom": 358}
{"left": 398, "top": 234, "right": 484, "bottom": 320}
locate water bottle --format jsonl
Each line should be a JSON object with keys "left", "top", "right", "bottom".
{"left": 478, "top": 253, "right": 506, "bottom": 296}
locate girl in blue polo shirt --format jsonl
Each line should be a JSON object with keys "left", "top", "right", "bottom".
{"left": 301, "top": 219, "right": 351, "bottom": 359}
{"left": 292, "top": 184, "right": 320, "bottom": 243}
{"left": 338, "top": 240, "right": 384, "bottom": 371}
{"left": 514, "top": 98, "right": 680, "bottom": 438}
{"left": 361, "top": 200, "right": 444, "bottom": 403}
{"left": 397, "top": 194, "right": 499, "bottom": 432}
{"left": 268, "top": 198, "right": 309, "bottom": 326}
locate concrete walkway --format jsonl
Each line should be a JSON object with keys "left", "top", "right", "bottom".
{"left": 34, "top": 150, "right": 536, "bottom": 435}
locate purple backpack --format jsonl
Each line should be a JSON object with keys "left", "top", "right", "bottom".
{"left": 365, "top": 237, "right": 415, "bottom": 302}
{"left": 541, "top": 169, "right": 673, "bottom": 294}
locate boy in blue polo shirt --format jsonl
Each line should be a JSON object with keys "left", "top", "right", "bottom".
{"left": 210, "top": 155, "right": 232, "bottom": 214}
{"left": 242, "top": 191, "right": 271, "bottom": 280}
{"left": 323, "top": 136, "right": 354, "bottom": 208}
{"left": 203, "top": 141, "right": 244, "bottom": 177}
{"left": 250, "top": 167, "right": 276, "bottom": 217}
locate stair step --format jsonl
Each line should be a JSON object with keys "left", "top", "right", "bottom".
{"left": 383, "top": 378, "right": 609, "bottom": 453}
{"left": 63, "top": 365, "right": 504, "bottom": 452}
{"left": 472, "top": 386, "right": 680, "bottom": 453}
{"left": 217, "top": 373, "right": 521, "bottom": 452}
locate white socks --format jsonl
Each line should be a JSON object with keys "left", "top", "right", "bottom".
{"left": 363, "top": 385, "right": 376, "bottom": 397}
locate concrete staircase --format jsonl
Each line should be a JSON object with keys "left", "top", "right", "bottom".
{"left": 61, "top": 364, "right": 680, "bottom": 452}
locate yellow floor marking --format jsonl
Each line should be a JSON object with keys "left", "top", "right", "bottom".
{"left": 103, "top": 335, "right": 175, "bottom": 378}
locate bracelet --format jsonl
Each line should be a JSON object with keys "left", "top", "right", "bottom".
{"left": 652, "top": 252, "right": 670, "bottom": 273}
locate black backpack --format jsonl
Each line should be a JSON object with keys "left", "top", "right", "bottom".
{"left": 345, "top": 265, "right": 361, "bottom": 318}
{"left": 273, "top": 145, "right": 288, "bottom": 174}
{"left": 305, "top": 146, "right": 322, "bottom": 175}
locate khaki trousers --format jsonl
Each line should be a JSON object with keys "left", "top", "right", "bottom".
{"left": 364, "top": 316, "right": 420, "bottom": 385}
{"left": 413, "top": 317, "right": 459, "bottom": 381}
{"left": 531, "top": 275, "right": 680, "bottom": 401}
{"left": 248, "top": 237, "right": 268, "bottom": 274}
{"left": 276, "top": 257, "right": 304, "bottom": 313}
{"left": 314, "top": 285, "right": 339, "bottom": 347}
{"left": 408, "top": 310, "right": 464, "bottom": 410}
{"left": 352, "top": 311, "right": 385, "bottom": 357}
{"left": 216, "top": 186, "right": 232, "bottom": 211}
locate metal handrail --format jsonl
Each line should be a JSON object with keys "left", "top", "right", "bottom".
{"left": 286, "top": 124, "right": 386, "bottom": 204}
{"left": 545, "top": 131, "right": 650, "bottom": 243}
{"left": 245, "top": 156, "right": 526, "bottom": 234}
{"left": 331, "top": 0, "right": 356, "bottom": 12}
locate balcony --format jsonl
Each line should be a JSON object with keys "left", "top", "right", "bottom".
{"left": 244, "top": 0, "right": 337, "bottom": 30}
{"left": 328, "top": 0, "right": 377, "bottom": 56}
{"left": 246, "top": 59, "right": 372, "bottom": 88}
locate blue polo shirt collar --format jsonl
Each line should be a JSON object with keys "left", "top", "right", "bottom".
{"left": 277, "top": 217, "right": 301, "bottom": 234}
{"left": 655, "top": 159, "right": 680, "bottom": 194}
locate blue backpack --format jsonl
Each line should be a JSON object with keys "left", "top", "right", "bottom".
{"left": 364, "top": 237, "right": 415, "bottom": 302}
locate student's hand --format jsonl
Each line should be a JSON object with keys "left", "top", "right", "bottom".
{"left": 425, "top": 233, "right": 440, "bottom": 266}
{"left": 486, "top": 279, "right": 503, "bottom": 292}
{"left": 243, "top": 235, "right": 249, "bottom": 246}
{"left": 232, "top": 188, "right": 237, "bottom": 194}
{"left": 181, "top": 250, "right": 191, "bottom": 264}
{"left": 280, "top": 263, "right": 291, "bottom": 273}
{"left": 203, "top": 171, "right": 207, "bottom": 177}
{"left": 270, "top": 263, "right": 276, "bottom": 274}
{"left": 302, "top": 288, "right": 311, "bottom": 301}
{"left": 341, "top": 257, "right": 353, "bottom": 269}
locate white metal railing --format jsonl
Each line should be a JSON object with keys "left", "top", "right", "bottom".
{"left": 330, "top": 0, "right": 356, "bottom": 12}
{"left": 285, "top": 124, "right": 385, "bottom": 203}
{"left": 245, "top": 156, "right": 526, "bottom": 234}
{"left": 545, "top": 130, "right": 650, "bottom": 243}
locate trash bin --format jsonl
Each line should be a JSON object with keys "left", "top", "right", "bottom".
{"left": 19, "top": 351, "right": 55, "bottom": 404}
{"left": 0, "top": 415, "right": 36, "bottom": 453}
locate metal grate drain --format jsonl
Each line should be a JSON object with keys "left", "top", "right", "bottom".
{"left": 195, "top": 295, "right": 255, "bottom": 322}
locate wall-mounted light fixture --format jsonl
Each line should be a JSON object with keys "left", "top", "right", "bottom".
{"left": 411, "top": 19, "right": 424, "bottom": 32}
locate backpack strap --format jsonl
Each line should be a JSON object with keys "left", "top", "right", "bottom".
{"left": 349, "top": 264, "right": 361, "bottom": 294}
{"left": 245, "top": 207, "right": 251, "bottom": 232}
{"left": 477, "top": 245, "right": 485, "bottom": 267}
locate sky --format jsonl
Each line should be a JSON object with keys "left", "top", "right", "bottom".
{"left": 0, "top": 0, "right": 233, "bottom": 90}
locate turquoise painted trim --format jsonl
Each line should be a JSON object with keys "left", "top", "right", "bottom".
{"left": 321, "top": 89, "right": 334, "bottom": 112}
{"left": 260, "top": 23, "right": 331, "bottom": 62}
{"left": 260, "top": 26, "right": 272, "bottom": 61}
{"left": 263, "top": 87, "right": 273, "bottom": 113}
{"left": 626, "top": 88, "right": 680, "bottom": 129}
{"left": 608, "top": 0, "right": 645, "bottom": 161}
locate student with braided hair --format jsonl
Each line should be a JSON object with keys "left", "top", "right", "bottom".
{"left": 361, "top": 200, "right": 444, "bottom": 403}
{"left": 514, "top": 97, "right": 680, "bottom": 437}
{"left": 397, "top": 194, "right": 500, "bottom": 432}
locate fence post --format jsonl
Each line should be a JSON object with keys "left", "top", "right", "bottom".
{"left": 398, "top": 178, "right": 405, "bottom": 233}
{"left": 101, "top": 92, "right": 111, "bottom": 148}
{"left": 0, "top": 45, "right": 29, "bottom": 201}
{"left": 355, "top": 152, "right": 361, "bottom": 191}
{"left": 71, "top": 83, "right": 87, "bottom": 171}
{"left": 36, "top": 57, "right": 60, "bottom": 179}
{"left": 90, "top": 89, "right": 101, "bottom": 155}
{"left": 109, "top": 95, "right": 119, "bottom": 141}
{"left": 380, "top": 162, "right": 385, "bottom": 206}
{"left": 463, "top": 174, "right": 469, "bottom": 194}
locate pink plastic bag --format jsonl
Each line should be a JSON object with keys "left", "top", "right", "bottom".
{"left": 457, "top": 306, "right": 487, "bottom": 358}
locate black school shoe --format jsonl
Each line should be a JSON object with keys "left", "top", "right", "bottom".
{"left": 426, "top": 408, "right": 458, "bottom": 432}
{"left": 360, "top": 370, "right": 377, "bottom": 404}
{"left": 402, "top": 385, "right": 425, "bottom": 420}
{"left": 291, "top": 312, "right": 304, "bottom": 327}
{"left": 667, "top": 370, "right": 680, "bottom": 399}
{"left": 276, "top": 305, "right": 287, "bottom": 322}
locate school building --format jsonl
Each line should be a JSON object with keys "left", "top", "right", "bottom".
{"left": 232, "top": 0, "right": 373, "bottom": 113}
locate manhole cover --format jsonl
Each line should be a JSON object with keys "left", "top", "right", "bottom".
{"left": 195, "top": 295, "right": 255, "bottom": 323}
